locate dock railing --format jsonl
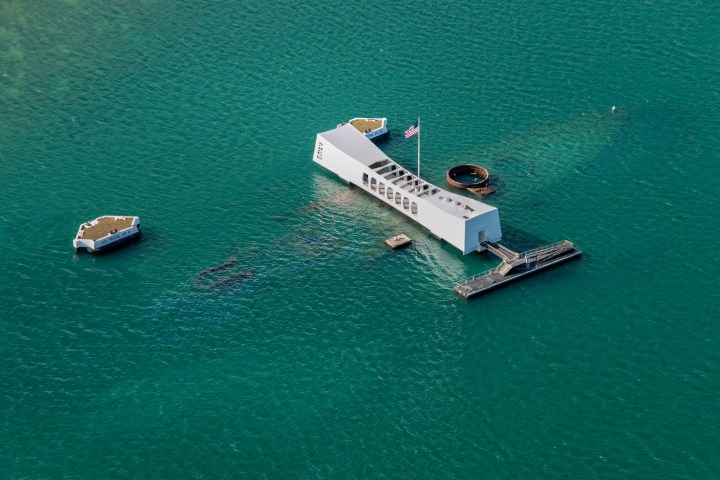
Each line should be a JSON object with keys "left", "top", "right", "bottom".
{"left": 455, "top": 266, "right": 498, "bottom": 287}
{"left": 522, "top": 240, "right": 572, "bottom": 259}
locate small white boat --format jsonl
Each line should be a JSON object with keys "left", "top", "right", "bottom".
{"left": 73, "top": 215, "right": 141, "bottom": 254}
{"left": 337, "top": 117, "right": 389, "bottom": 142}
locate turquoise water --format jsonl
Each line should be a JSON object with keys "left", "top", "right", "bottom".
{"left": 2, "top": 1, "right": 719, "bottom": 478}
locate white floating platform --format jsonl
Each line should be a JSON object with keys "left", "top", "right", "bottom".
{"left": 73, "top": 215, "right": 141, "bottom": 254}
{"left": 313, "top": 124, "right": 501, "bottom": 254}
{"left": 385, "top": 234, "right": 412, "bottom": 249}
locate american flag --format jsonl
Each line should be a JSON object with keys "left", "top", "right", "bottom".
{"left": 405, "top": 120, "right": 419, "bottom": 139}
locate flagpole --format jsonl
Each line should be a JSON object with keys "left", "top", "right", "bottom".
{"left": 417, "top": 117, "right": 421, "bottom": 178}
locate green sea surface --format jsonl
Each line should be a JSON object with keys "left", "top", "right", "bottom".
{"left": 1, "top": 1, "right": 719, "bottom": 478}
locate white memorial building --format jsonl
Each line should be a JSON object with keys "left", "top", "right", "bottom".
{"left": 313, "top": 124, "right": 502, "bottom": 254}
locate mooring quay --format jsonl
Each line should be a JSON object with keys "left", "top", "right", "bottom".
{"left": 313, "top": 122, "right": 580, "bottom": 298}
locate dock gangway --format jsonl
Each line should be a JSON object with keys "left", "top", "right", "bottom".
{"left": 456, "top": 240, "right": 582, "bottom": 299}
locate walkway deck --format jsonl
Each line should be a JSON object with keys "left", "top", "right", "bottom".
{"left": 455, "top": 240, "right": 582, "bottom": 299}
{"left": 349, "top": 118, "right": 383, "bottom": 133}
{"left": 77, "top": 216, "right": 136, "bottom": 240}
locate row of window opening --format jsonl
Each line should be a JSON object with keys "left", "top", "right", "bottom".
{"left": 363, "top": 174, "right": 418, "bottom": 215}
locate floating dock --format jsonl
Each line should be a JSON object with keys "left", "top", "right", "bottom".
{"left": 73, "top": 215, "right": 141, "bottom": 254}
{"left": 454, "top": 241, "right": 582, "bottom": 299}
{"left": 385, "top": 234, "right": 412, "bottom": 249}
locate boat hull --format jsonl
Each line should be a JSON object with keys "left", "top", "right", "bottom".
{"left": 75, "top": 229, "right": 142, "bottom": 254}
{"left": 367, "top": 128, "right": 390, "bottom": 143}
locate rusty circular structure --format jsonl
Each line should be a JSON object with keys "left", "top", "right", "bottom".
{"left": 446, "top": 164, "right": 490, "bottom": 189}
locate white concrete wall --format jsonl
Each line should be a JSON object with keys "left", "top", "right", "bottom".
{"left": 464, "top": 209, "right": 502, "bottom": 253}
{"left": 314, "top": 136, "right": 363, "bottom": 185}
